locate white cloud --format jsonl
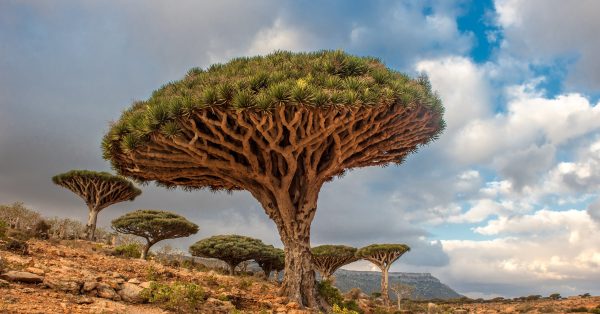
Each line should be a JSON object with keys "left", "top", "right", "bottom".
{"left": 494, "top": 0, "right": 600, "bottom": 90}
{"left": 440, "top": 209, "right": 600, "bottom": 296}
{"left": 247, "top": 18, "right": 314, "bottom": 56}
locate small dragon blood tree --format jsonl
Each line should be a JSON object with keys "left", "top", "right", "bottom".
{"left": 357, "top": 244, "right": 410, "bottom": 305}
{"left": 102, "top": 50, "right": 444, "bottom": 307}
{"left": 189, "top": 234, "right": 266, "bottom": 275}
{"left": 52, "top": 170, "right": 141, "bottom": 240}
{"left": 111, "top": 209, "right": 199, "bottom": 259}
{"left": 255, "top": 245, "right": 285, "bottom": 280}
{"left": 311, "top": 245, "right": 358, "bottom": 282}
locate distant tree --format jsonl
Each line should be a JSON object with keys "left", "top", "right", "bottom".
{"left": 0, "top": 219, "right": 7, "bottom": 239}
{"left": 311, "top": 245, "right": 358, "bottom": 282}
{"left": 52, "top": 170, "right": 141, "bottom": 240}
{"left": 111, "top": 210, "right": 199, "bottom": 260}
{"left": 548, "top": 293, "right": 561, "bottom": 300}
{"left": 102, "top": 50, "right": 445, "bottom": 307}
{"left": 47, "top": 217, "right": 86, "bottom": 240}
{"left": 255, "top": 245, "right": 285, "bottom": 280}
{"left": 0, "top": 202, "right": 41, "bottom": 230}
{"left": 390, "top": 282, "right": 414, "bottom": 311}
{"left": 357, "top": 244, "right": 410, "bottom": 305}
{"left": 189, "top": 235, "right": 266, "bottom": 275}
{"left": 32, "top": 219, "right": 51, "bottom": 239}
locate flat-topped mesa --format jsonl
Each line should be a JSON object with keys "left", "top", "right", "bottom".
{"left": 102, "top": 50, "right": 445, "bottom": 308}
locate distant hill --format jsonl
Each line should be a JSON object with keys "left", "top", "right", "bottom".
{"left": 333, "top": 269, "right": 462, "bottom": 300}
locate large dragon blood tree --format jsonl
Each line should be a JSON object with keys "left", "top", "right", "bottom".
{"left": 52, "top": 170, "right": 141, "bottom": 240}
{"left": 102, "top": 50, "right": 444, "bottom": 307}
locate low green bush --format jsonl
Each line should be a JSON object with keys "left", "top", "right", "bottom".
{"left": 318, "top": 280, "right": 344, "bottom": 306}
{"left": 113, "top": 243, "right": 142, "bottom": 258}
{"left": 3, "top": 239, "right": 29, "bottom": 255}
{"left": 332, "top": 304, "right": 360, "bottom": 314}
{"left": 317, "top": 280, "right": 363, "bottom": 313}
{"left": 141, "top": 281, "right": 205, "bottom": 313}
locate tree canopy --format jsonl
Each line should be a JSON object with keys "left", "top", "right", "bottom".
{"left": 311, "top": 245, "right": 358, "bottom": 281}
{"left": 112, "top": 210, "right": 198, "bottom": 259}
{"left": 189, "top": 234, "right": 266, "bottom": 275}
{"left": 52, "top": 170, "right": 141, "bottom": 240}
{"left": 356, "top": 244, "right": 410, "bottom": 266}
{"left": 101, "top": 50, "right": 444, "bottom": 308}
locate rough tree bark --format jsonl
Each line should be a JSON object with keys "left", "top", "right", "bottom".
{"left": 381, "top": 266, "right": 390, "bottom": 304}
{"left": 106, "top": 103, "right": 441, "bottom": 307}
{"left": 84, "top": 208, "right": 99, "bottom": 240}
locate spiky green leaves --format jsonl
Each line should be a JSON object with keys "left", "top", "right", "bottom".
{"left": 103, "top": 50, "right": 444, "bottom": 156}
{"left": 356, "top": 244, "right": 410, "bottom": 258}
{"left": 111, "top": 209, "right": 198, "bottom": 242}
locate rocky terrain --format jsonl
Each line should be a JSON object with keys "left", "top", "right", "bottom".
{"left": 0, "top": 239, "right": 302, "bottom": 313}
{"left": 1, "top": 239, "right": 599, "bottom": 313}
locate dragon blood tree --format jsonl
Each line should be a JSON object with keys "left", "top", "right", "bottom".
{"left": 189, "top": 234, "right": 266, "bottom": 275}
{"left": 102, "top": 50, "right": 444, "bottom": 307}
{"left": 52, "top": 170, "right": 141, "bottom": 240}
{"left": 255, "top": 245, "right": 285, "bottom": 280}
{"left": 111, "top": 210, "right": 199, "bottom": 259}
{"left": 311, "top": 245, "right": 358, "bottom": 282}
{"left": 357, "top": 244, "right": 410, "bottom": 305}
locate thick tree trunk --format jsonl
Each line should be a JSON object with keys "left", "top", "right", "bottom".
{"left": 141, "top": 242, "right": 150, "bottom": 260}
{"left": 227, "top": 263, "right": 236, "bottom": 275}
{"left": 84, "top": 208, "right": 99, "bottom": 241}
{"left": 280, "top": 236, "right": 318, "bottom": 308}
{"left": 381, "top": 266, "right": 390, "bottom": 305}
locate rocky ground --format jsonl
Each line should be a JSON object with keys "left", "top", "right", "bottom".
{"left": 0, "top": 239, "right": 598, "bottom": 313}
{"left": 435, "top": 297, "right": 600, "bottom": 314}
{"left": 0, "top": 239, "right": 305, "bottom": 313}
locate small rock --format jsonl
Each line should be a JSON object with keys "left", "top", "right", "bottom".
{"left": 205, "top": 297, "right": 235, "bottom": 312}
{"left": 118, "top": 282, "right": 145, "bottom": 303}
{"left": 25, "top": 267, "right": 45, "bottom": 276}
{"left": 139, "top": 281, "right": 152, "bottom": 289}
{"left": 82, "top": 281, "right": 98, "bottom": 292}
{"left": 75, "top": 296, "right": 94, "bottom": 305}
{"left": 286, "top": 301, "right": 300, "bottom": 309}
{"left": 0, "top": 278, "right": 10, "bottom": 288}
{"left": 97, "top": 283, "right": 120, "bottom": 300}
{"left": 127, "top": 278, "right": 141, "bottom": 284}
{"left": 0, "top": 271, "right": 44, "bottom": 283}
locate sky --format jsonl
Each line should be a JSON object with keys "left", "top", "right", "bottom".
{"left": 1, "top": 0, "right": 600, "bottom": 298}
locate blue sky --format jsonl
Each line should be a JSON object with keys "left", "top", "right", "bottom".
{"left": 1, "top": 0, "right": 600, "bottom": 298}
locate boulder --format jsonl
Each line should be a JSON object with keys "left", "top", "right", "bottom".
{"left": 43, "top": 275, "right": 82, "bottom": 294}
{"left": 0, "top": 271, "right": 44, "bottom": 283}
{"left": 25, "top": 267, "right": 45, "bottom": 276}
{"left": 97, "top": 283, "right": 120, "bottom": 301}
{"left": 127, "top": 278, "right": 141, "bottom": 284}
{"left": 82, "top": 281, "right": 98, "bottom": 292}
{"left": 118, "top": 282, "right": 145, "bottom": 303}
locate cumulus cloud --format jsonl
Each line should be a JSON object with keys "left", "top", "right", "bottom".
{"left": 589, "top": 200, "right": 600, "bottom": 224}
{"left": 439, "top": 209, "right": 600, "bottom": 296}
{"left": 494, "top": 0, "right": 600, "bottom": 90}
